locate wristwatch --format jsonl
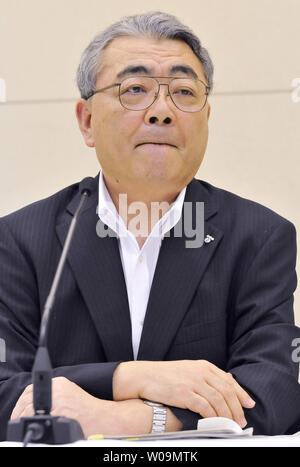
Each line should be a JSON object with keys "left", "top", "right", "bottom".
{"left": 143, "top": 400, "right": 167, "bottom": 433}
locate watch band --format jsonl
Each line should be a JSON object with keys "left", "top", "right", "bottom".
{"left": 143, "top": 400, "right": 167, "bottom": 433}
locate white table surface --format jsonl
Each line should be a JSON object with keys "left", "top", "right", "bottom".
{"left": 1, "top": 435, "right": 300, "bottom": 447}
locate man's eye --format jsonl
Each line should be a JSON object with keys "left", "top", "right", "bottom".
{"left": 126, "top": 86, "right": 146, "bottom": 94}
{"left": 176, "top": 88, "right": 194, "bottom": 96}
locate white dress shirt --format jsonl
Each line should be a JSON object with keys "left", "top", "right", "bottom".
{"left": 97, "top": 170, "right": 186, "bottom": 360}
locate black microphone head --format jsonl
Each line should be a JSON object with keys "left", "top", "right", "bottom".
{"left": 79, "top": 177, "right": 97, "bottom": 197}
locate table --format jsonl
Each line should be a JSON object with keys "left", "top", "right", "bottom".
{"left": 1, "top": 435, "right": 300, "bottom": 447}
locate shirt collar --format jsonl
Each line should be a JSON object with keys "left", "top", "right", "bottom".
{"left": 97, "top": 169, "right": 186, "bottom": 239}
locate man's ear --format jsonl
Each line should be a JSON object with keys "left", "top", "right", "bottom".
{"left": 75, "top": 99, "right": 95, "bottom": 148}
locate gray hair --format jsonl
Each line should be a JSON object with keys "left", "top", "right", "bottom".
{"left": 76, "top": 11, "right": 214, "bottom": 99}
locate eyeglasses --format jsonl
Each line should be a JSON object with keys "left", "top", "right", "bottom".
{"left": 84, "top": 76, "right": 210, "bottom": 112}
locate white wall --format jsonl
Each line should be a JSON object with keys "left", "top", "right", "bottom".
{"left": 1, "top": 0, "right": 299, "bottom": 321}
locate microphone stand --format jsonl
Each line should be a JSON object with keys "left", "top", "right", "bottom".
{"left": 7, "top": 180, "right": 95, "bottom": 445}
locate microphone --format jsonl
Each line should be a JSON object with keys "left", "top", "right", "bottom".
{"left": 7, "top": 177, "right": 96, "bottom": 445}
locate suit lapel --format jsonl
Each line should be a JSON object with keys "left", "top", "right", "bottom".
{"left": 56, "top": 174, "right": 134, "bottom": 362}
{"left": 137, "top": 179, "right": 223, "bottom": 360}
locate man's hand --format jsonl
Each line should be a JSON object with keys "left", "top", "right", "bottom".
{"left": 10, "top": 377, "right": 182, "bottom": 438}
{"left": 113, "top": 360, "right": 256, "bottom": 428}
{"left": 10, "top": 377, "right": 117, "bottom": 439}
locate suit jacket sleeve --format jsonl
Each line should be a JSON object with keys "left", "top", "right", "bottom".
{"left": 227, "top": 219, "right": 300, "bottom": 435}
{"left": 0, "top": 218, "right": 122, "bottom": 441}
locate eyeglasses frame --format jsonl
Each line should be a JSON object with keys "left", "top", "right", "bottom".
{"left": 84, "top": 76, "right": 211, "bottom": 112}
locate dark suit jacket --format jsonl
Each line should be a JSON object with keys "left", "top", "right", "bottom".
{"left": 0, "top": 173, "right": 299, "bottom": 440}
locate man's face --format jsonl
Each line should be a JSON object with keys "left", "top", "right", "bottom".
{"left": 78, "top": 36, "right": 211, "bottom": 197}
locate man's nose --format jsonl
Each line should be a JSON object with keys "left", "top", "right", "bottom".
{"left": 145, "top": 84, "right": 175, "bottom": 125}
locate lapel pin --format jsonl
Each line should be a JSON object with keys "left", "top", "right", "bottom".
{"left": 204, "top": 234, "right": 215, "bottom": 243}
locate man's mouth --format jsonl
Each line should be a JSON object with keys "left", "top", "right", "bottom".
{"left": 136, "top": 143, "right": 176, "bottom": 147}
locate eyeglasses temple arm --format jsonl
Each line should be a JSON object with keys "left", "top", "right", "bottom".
{"left": 84, "top": 83, "right": 121, "bottom": 100}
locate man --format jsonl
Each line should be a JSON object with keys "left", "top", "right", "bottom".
{"left": 0, "top": 11, "right": 300, "bottom": 440}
